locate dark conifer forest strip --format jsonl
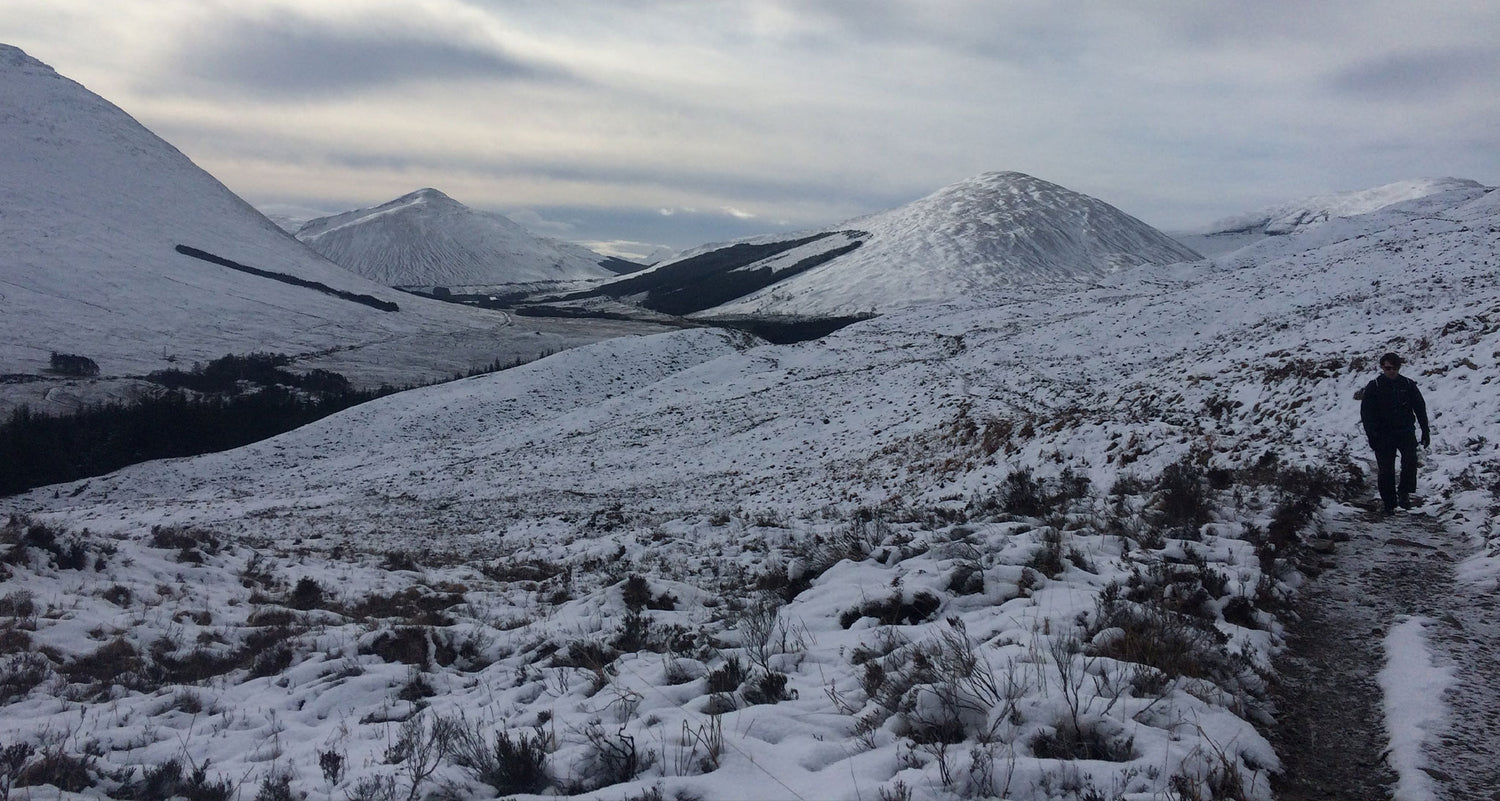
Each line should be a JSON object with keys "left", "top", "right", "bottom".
{"left": 174, "top": 244, "right": 400, "bottom": 312}
{"left": 1, "top": 352, "right": 534, "bottom": 497}
{"left": 1, "top": 386, "right": 382, "bottom": 497}
{"left": 0, "top": 354, "right": 397, "bottom": 496}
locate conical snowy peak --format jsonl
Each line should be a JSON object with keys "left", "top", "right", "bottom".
{"left": 295, "top": 188, "right": 470, "bottom": 240}
{"left": 385, "top": 187, "right": 466, "bottom": 212}
{"left": 697, "top": 171, "right": 1201, "bottom": 317}
{"left": 856, "top": 171, "right": 1200, "bottom": 270}
{"left": 297, "top": 190, "right": 615, "bottom": 287}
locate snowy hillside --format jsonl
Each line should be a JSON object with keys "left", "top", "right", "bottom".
{"left": 4, "top": 172, "right": 1496, "bottom": 798}
{"left": 297, "top": 189, "right": 617, "bottom": 288}
{"left": 21, "top": 182, "right": 1498, "bottom": 549}
{"left": 0, "top": 45, "right": 670, "bottom": 415}
{"left": 1178, "top": 177, "right": 1486, "bottom": 257}
{"left": 619, "top": 171, "right": 1203, "bottom": 318}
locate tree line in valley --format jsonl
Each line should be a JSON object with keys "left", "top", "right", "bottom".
{"left": 1, "top": 352, "right": 513, "bottom": 497}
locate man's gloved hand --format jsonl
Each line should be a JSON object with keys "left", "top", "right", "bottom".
{"left": 1421, "top": 430, "right": 1431, "bottom": 448}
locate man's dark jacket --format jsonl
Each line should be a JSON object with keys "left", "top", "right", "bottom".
{"left": 1360, "top": 374, "right": 1430, "bottom": 450}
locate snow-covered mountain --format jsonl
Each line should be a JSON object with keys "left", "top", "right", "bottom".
{"left": 9, "top": 41, "right": 1500, "bottom": 801}
{"left": 0, "top": 44, "right": 669, "bottom": 415}
{"left": 7, "top": 173, "right": 1498, "bottom": 801}
{"left": 1177, "top": 177, "right": 1486, "bottom": 256}
{"left": 23, "top": 181, "right": 1497, "bottom": 544}
{"left": 576, "top": 171, "right": 1202, "bottom": 318}
{"left": 297, "top": 188, "right": 620, "bottom": 287}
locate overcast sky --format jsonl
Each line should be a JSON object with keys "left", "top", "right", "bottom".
{"left": 8, "top": 0, "right": 1499, "bottom": 259}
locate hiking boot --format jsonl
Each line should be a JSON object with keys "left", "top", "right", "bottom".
{"left": 1383, "top": 503, "right": 1397, "bottom": 515}
{"left": 1398, "top": 495, "right": 1414, "bottom": 510}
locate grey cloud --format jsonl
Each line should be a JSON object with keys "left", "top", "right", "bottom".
{"left": 177, "top": 13, "right": 566, "bottom": 99}
{"left": 286, "top": 143, "right": 903, "bottom": 221}
{"left": 1329, "top": 48, "right": 1500, "bottom": 101}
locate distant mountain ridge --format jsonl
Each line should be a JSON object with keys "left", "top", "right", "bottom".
{"left": 570, "top": 171, "right": 1203, "bottom": 319}
{"left": 1171, "top": 177, "right": 1490, "bottom": 258}
{"left": 297, "top": 188, "right": 620, "bottom": 287}
{"left": 1201, "top": 177, "right": 1485, "bottom": 237}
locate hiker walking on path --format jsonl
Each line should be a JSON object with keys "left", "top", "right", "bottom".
{"left": 1359, "top": 352, "right": 1431, "bottom": 514}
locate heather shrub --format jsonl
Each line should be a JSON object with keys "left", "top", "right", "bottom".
{"left": 349, "top": 586, "right": 463, "bottom": 625}
{"left": 839, "top": 591, "right": 942, "bottom": 629}
{"left": 253, "top": 771, "right": 295, "bottom": 801}
{"left": 0, "top": 743, "right": 31, "bottom": 799}
{"left": 579, "top": 719, "right": 652, "bottom": 789}
{"left": 63, "top": 638, "right": 143, "bottom": 691}
{"left": 0, "top": 652, "right": 50, "bottom": 702}
{"left": 741, "top": 670, "right": 792, "bottom": 705}
{"left": 287, "top": 577, "right": 325, "bottom": 610}
{"left": 361, "top": 626, "right": 457, "bottom": 669}
{"left": 1030, "top": 718, "right": 1135, "bottom": 762}
{"left": 1025, "top": 528, "right": 1067, "bottom": 579}
{"left": 0, "top": 590, "right": 35, "bottom": 620}
{"left": 13, "top": 744, "right": 95, "bottom": 793}
{"left": 1157, "top": 458, "right": 1212, "bottom": 532}
{"left": 449, "top": 721, "right": 552, "bottom": 795}
{"left": 1088, "top": 596, "right": 1231, "bottom": 682}
{"left": 1000, "top": 467, "right": 1048, "bottom": 516}
{"left": 706, "top": 656, "right": 746, "bottom": 695}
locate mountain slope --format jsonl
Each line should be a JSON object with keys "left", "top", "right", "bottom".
{"left": 0, "top": 44, "right": 667, "bottom": 414}
{"left": 7, "top": 177, "right": 1499, "bottom": 801}
{"left": 297, "top": 188, "right": 618, "bottom": 287}
{"left": 1178, "top": 177, "right": 1486, "bottom": 257}
{"left": 19, "top": 183, "right": 1497, "bottom": 550}
{"left": 591, "top": 171, "right": 1201, "bottom": 318}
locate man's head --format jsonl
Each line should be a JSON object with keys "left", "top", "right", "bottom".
{"left": 1379, "top": 352, "right": 1403, "bottom": 375}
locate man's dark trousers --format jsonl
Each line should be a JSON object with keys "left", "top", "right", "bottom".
{"left": 1374, "top": 429, "right": 1419, "bottom": 510}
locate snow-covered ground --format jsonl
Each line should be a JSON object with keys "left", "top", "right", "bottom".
{"left": 4, "top": 178, "right": 1497, "bottom": 798}
{"left": 1381, "top": 617, "right": 1455, "bottom": 801}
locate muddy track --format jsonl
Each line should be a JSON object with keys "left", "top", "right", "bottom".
{"left": 1271, "top": 505, "right": 1500, "bottom": 800}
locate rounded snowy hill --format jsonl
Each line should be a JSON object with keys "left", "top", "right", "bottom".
{"left": 297, "top": 189, "right": 616, "bottom": 287}
{"left": 1206, "top": 177, "right": 1484, "bottom": 236}
{"left": 0, "top": 44, "right": 667, "bottom": 414}
{"left": 1177, "top": 177, "right": 1488, "bottom": 257}
{"left": 698, "top": 171, "right": 1203, "bottom": 317}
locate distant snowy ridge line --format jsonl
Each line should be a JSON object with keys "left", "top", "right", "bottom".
{"left": 1201, "top": 177, "right": 1490, "bottom": 236}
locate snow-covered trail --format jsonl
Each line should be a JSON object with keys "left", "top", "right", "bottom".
{"left": 1271, "top": 509, "right": 1401, "bottom": 800}
{"left": 1414, "top": 534, "right": 1500, "bottom": 799}
{"left": 1273, "top": 503, "right": 1500, "bottom": 800}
